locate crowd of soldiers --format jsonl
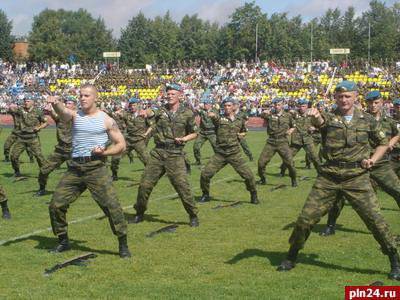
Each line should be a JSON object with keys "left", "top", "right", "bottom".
{"left": 3, "top": 74, "right": 400, "bottom": 280}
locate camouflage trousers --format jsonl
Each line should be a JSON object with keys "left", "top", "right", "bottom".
{"left": 38, "top": 147, "right": 70, "bottom": 187}
{"left": 391, "top": 157, "right": 400, "bottom": 178}
{"left": 0, "top": 185, "right": 7, "bottom": 203}
{"left": 49, "top": 160, "right": 127, "bottom": 237}
{"left": 281, "top": 143, "right": 321, "bottom": 174}
{"left": 4, "top": 132, "right": 34, "bottom": 160}
{"left": 305, "top": 141, "right": 323, "bottom": 167}
{"left": 134, "top": 148, "right": 198, "bottom": 217}
{"left": 325, "top": 161, "right": 400, "bottom": 226}
{"left": 193, "top": 133, "right": 217, "bottom": 163}
{"left": 288, "top": 172, "right": 397, "bottom": 255}
{"left": 11, "top": 137, "right": 46, "bottom": 172}
{"left": 239, "top": 137, "right": 254, "bottom": 161}
{"left": 111, "top": 139, "right": 149, "bottom": 174}
{"left": 201, "top": 151, "right": 257, "bottom": 195}
{"left": 258, "top": 141, "right": 297, "bottom": 180}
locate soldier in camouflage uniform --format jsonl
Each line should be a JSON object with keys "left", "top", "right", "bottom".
{"left": 3, "top": 113, "right": 34, "bottom": 163}
{"left": 257, "top": 98, "right": 297, "bottom": 187}
{"left": 132, "top": 83, "right": 199, "bottom": 227}
{"left": 36, "top": 97, "right": 76, "bottom": 196}
{"left": 390, "top": 98, "right": 400, "bottom": 177}
{"left": 280, "top": 99, "right": 321, "bottom": 176}
{"left": 320, "top": 91, "right": 400, "bottom": 236}
{"left": 277, "top": 81, "right": 400, "bottom": 281}
{"left": 109, "top": 103, "right": 128, "bottom": 181}
{"left": 9, "top": 94, "right": 48, "bottom": 177}
{"left": 199, "top": 97, "right": 259, "bottom": 204}
{"left": 193, "top": 97, "right": 218, "bottom": 165}
{"left": 47, "top": 84, "right": 131, "bottom": 258}
{"left": 236, "top": 105, "right": 254, "bottom": 161}
{"left": 125, "top": 98, "right": 152, "bottom": 161}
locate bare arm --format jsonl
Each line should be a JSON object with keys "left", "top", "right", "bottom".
{"left": 34, "top": 117, "right": 49, "bottom": 131}
{"left": 92, "top": 115, "right": 126, "bottom": 156}
{"left": 175, "top": 133, "right": 198, "bottom": 144}
{"left": 47, "top": 96, "right": 76, "bottom": 122}
{"left": 362, "top": 145, "right": 389, "bottom": 169}
{"left": 388, "top": 135, "right": 400, "bottom": 151}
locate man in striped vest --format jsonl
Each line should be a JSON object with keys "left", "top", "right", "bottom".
{"left": 46, "top": 84, "right": 131, "bottom": 259}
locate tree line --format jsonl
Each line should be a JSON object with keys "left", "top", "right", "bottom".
{"left": 1, "top": 1, "right": 400, "bottom": 67}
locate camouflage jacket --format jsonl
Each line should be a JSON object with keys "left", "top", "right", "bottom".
{"left": 125, "top": 112, "right": 152, "bottom": 143}
{"left": 291, "top": 112, "right": 314, "bottom": 146}
{"left": 12, "top": 107, "right": 46, "bottom": 139}
{"left": 261, "top": 111, "right": 293, "bottom": 144}
{"left": 53, "top": 115, "right": 72, "bottom": 152}
{"left": 212, "top": 114, "right": 247, "bottom": 155}
{"left": 319, "top": 107, "right": 387, "bottom": 177}
{"left": 198, "top": 108, "right": 217, "bottom": 134}
{"left": 391, "top": 115, "right": 400, "bottom": 154}
{"left": 112, "top": 110, "right": 128, "bottom": 132}
{"left": 152, "top": 104, "right": 198, "bottom": 153}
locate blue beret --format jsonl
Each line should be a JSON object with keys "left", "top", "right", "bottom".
{"left": 393, "top": 99, "right": 400, "bottom": 105}
{"left": 166, "top": 83, "right": 182, "bottom": 92}
{"left": 221, "top": 97, "right": 237, "bottom": 105}
{"left": 365, "top": 90, "right": 381, "bottom": 101}
{"left": 335, "top": 81, "right": 358, "bottom": 92}
{"left": 63, "top": 95, "right": 77, "bottom": 103}
{"left": 23, "top": 93, "right": 38, "bottom": 101}
{"left": 128, "top": 97, "right": 140, "bottom": 104}
{"left": 272, "top": 97, "right": 283, "bottom": 104}
{"left": 297, "top": 98, "right": 309, "bottom": 105}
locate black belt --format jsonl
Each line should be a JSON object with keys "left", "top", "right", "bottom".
{"left": 155, "top": 143, "right": 182, "bottom": 150}
{"left": 325, "top": 160, "right": 362, "bottom": 169}
{"left": 71, "top": 155, "right": 103, "bottom": 163}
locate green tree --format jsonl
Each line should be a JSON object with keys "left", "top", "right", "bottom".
{"left": 0, "top": 10, "right": 14, "bottom": 60}
{"left": 29, "top": 9, "right": 114, "bottom": 62}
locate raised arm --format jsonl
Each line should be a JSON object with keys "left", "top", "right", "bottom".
{"left": 46, "top": 96, "right": 76, "bottom": 122}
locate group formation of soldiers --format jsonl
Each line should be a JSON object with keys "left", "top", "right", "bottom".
{"left": 3, "top": 80, "right": 400, "bottom": 280}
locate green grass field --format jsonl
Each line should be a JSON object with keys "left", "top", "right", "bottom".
{"left": 0, "top": 128, "right": 399, "bottom": 299}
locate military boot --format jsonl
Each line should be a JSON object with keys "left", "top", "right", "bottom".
{"left": 257, "top": 176, "right": 267, "bottom": 185}
{"left": 250, "top": 191, "right": 259, "bottom": 205}
{"left": 118, "top": 235, "right": 132, "bottom": 259}
{"left": 291, "top": 178, "right": 298, "bottom": 187}
{"left": 35, "top": 184, "right": 46, "bottom": 197}
{"left": 199, "top": 193, "right": 210, "bottom": 203}
{"left": 320, "top": 225, "right": 335, "bottom": 236}
{"left": 279, "top": 168, "right": 286, "bottom": 177}
{"left": 189, "top": 215, "right": 199, "bottom": 227}
{"left": 389, "top": 251, "right": 400, "bottom": 281}
{"left": 4, "top": 156, "right": 9, "bottom": 162}
{"left": 14, "top": 169, "right": 22, "bottom": 178}
{"left": 131, "top": 213, "right": 144, "bottom": 224}
{"left": 277, "top": 247, "right": 299, "bottom": 271}
{"left": 1, "top": 201, "right": 11, "bottom": 220}
{"left": 112, "top": 171, "right": 118, "bottom": 181}
{"left": 50, "top": 233, "right": 71, "bottom": 253}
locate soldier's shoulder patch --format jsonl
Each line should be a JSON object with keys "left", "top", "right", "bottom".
{"left": 397, "top": 123, "right": 400, "bottom": 130}
{"left": 379, "top": 131, "right": 386, "bottom": 138}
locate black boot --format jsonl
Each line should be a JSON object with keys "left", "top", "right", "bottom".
{"left": 305, "top": 163, "right": 311, "bottom": 169}
{"left": 199, "top": 193, "right": 210, "bottom": 203}
{"left": 190, "top": 215, "right": 199, "bottom": 227}
{"left": 389, "top": 251, "right": 400, "bottom": 280}
{"left": 4, "top": 156, "right": 9, "bottom": 162}
{"left": 257, "top": 176, "right": 267, "bottom": 185}
{"left": 194, "top": 160, "right": 201, "bottom": 166}
{"left": 14, "top": 169, "right": 22, "bottom": 178}
{"left": 277, "top": 247, "right": 299, "bottom": 271}
{"left": 112, "top": 171, "right": 118, "bottom": 181}
{"left": 1, "top": 201, "right": 11, "bottom": 220}
{"left": 291, "top": 178, "right": 298, "bottom": 187}
{"left": 130, "top": 213, "right": 144, "bottom": 224}
{"left": 35, "top": 184, "right": 46, "bottom": 197}
{"left": 118, "top": 235, "right": 132, "bottom": 259}
{"left": 50, "top": 233, "right": 71, "bottom": 253}
{"left": 319, "top": 225, "right": 335, "bottom": 236}
{"left": 29, "top": 157, "right": 34, "bottom": 163}
{"left": 279, "top": 169, "right": 286, "bottom": 177}
{"left": 248, "top": 154, "right": 254, "bottom": 162}
{"left": 250, "top": 191, "right": 259, "bottom": 205}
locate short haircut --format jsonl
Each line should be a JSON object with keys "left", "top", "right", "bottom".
{"left": 80, "top": 83, "right": 98, "bottom": 95}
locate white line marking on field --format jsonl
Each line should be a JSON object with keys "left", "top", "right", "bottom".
{"left": 0, "top": 158, "right": 305, "bottom": 245}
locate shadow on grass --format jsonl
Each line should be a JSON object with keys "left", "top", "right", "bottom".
{"left": 19, "top": 190, "right": 54, "bottom": 196}
{"left": 121, "top": 212, "right": 188, "bottom": 225}
{"left": 0, "top": 172, "right": 16, "bottom": 178}
{"left": 1, "top": 235, "right": 119, "bottom": 256}
{"left": 194, "top": 195, "right": 246, "bottom": 204}
{"left": 282, "top": 222, "right": 370, "bottom": 235}
{"left": 225, "top": 249, "right": 386, "bottom": 275}
{"left": 381, "top": 207, "right": 399, "bottom": 212}
{"left": 113, "top": 176, "right": 134, "bottom": 181}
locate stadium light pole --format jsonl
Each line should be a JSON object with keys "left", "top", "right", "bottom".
{"left": 310, "top": 22, "right": 313, "bottom": 64}
{"left": 368, "top": 21, "right": 371, "bottom": 68}
{"left": 255, "top": 23, "right": 258, "bottom": 64}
